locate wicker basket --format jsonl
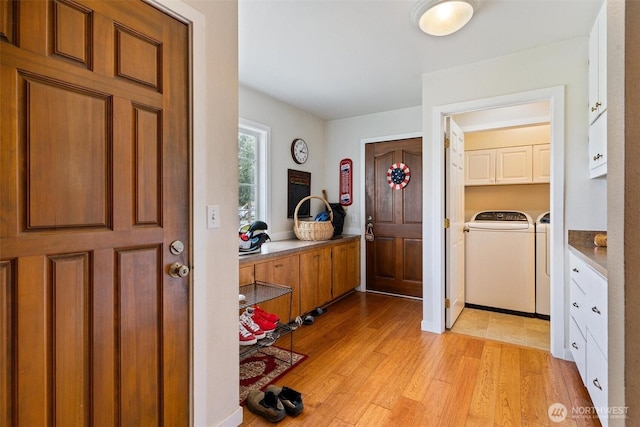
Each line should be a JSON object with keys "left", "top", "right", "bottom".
{"left": 293, "top": 195, "right": 334, "bottom": 241}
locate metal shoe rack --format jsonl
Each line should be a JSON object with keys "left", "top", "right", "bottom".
{"left": 239, "top": 281, "right": 294, "bottom": 364}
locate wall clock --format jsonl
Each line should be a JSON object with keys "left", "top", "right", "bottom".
{"left": 291, "top": 138, "right": 309, "bottom": 164}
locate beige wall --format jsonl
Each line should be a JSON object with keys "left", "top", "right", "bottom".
{"left": 465, "top": 184, "right": 550, "bottom": 222}
{"left": 464, "top": 124, "right": 550, "bottom": 151}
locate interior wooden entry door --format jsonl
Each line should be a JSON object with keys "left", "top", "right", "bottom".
{"left": 0, "top": 1, "right": 190, "bottom": 425}
{"left": 365, "top": 138, "right": 422, "bottom": 298}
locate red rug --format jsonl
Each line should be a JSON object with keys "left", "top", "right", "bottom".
{"left": 239, "top": 346, "right": 307, "bottom": 404}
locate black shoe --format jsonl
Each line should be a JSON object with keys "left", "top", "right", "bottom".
{"left": 266, "top": 385, "right": 304, "bottom": 416}
{"left": 246, "top": 390, "right": 286, "bottom": 422}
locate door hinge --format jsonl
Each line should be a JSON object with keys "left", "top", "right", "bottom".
{"left": 444, "top": 218, "right": 450, "bottom": 228}
{"left": 444, "top": 137, "right": 450, "bottom": 149}
{"left": 445, "top": 298, "right": 450, "bottom": 309}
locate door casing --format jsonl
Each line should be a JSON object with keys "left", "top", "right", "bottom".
{"left": 424, "top": 86, "right": 568, "bottom": 360}
{"left": 358, "top": 132, "right": 423, "bottom": 294}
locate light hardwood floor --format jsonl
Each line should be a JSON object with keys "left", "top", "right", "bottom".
{"left": 241, "top": 292, "right": 599, "bottom": 426}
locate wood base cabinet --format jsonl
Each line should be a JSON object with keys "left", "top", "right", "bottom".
{"left": 254, "top": 255, "right": 300, "bottom": 322}
{"left": 300, "top": 248, "right": 332, "bottom": 314}
{"left": 239, "top": 236, "right": 361, "bottom": 321}
{"left": 332, "top": 240, "right": 360, "bottom": 299}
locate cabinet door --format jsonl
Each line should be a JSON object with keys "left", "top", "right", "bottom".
{"left": 588, "top": 11, "right": 601, "bottom": 124}
{"left": 332, "top": 240, "right": 360, "bottom": 298}
{"left": 597, "top": 2, "right": 607, "bottom": 115}
{"left": 299, "top": 248, "right": 332, "bottom": 314}
{"left": 239, "top": 264, "right": 255, "bottom": 285}
{"left": 569, "top": 316, "right": 587, "bottom": 384}
{"left": 464, "top": 149, "right": 495, "bottom": 186}
{"left": 588, "top": 2, "right": 607, "bottom": 124}
{"left": 532, "top": 144, "right": 550, "bottom": 183}
{"left": 586, "top": 331, "right": 609, "bottom": 427}
{"left": 589, "top": 111, "right": 607, "bottom": 178}
{"left": 254, "top": 255, "right": 300, "bottom": 321}
{"left": 496, "top": 145, "right": 532, "bottom": 184}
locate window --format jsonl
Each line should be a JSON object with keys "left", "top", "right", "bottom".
{"left": 238, "top": 119, "right": 269, "bottom": 227}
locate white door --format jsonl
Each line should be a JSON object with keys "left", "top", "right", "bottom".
{"left": 446, "top": 117, "right": 465, "bottom": 328}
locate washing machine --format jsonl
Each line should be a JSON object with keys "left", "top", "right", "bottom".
{"left": 535, "top": 212, "right": 551, "bottom": 318}
{"left": 465, "top": 210, "right": 536, "bottom": 314}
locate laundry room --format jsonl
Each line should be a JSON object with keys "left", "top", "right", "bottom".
{"left": 449, "top": 104, "right": 552, "bottom": 351}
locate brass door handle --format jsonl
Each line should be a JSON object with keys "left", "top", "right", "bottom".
{"left": 169, "top": 262, "right": 190, "bottom": 278}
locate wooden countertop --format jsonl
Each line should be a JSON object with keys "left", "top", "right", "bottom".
{"left": 239, "top": 234, "right": 360, "bottom": 265}
{"left": 568, "top": 230, "right": 607, "bottom": 278}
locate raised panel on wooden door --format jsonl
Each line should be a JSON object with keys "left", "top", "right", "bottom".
{"left": 0, "top": 260, "right": 14, "bottom": 427}
{"left": 0, "top": 1, "right": 190, "bottom": 424}
{"left": 254, "top": 256, "right": 300, "bottom": 321}
{"left": 300, "top": 248, "right": 332, "bottom": 315}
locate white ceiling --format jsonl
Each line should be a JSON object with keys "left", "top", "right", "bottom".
{"left": 239, "top": 0, "right": 602, "bottom": 121}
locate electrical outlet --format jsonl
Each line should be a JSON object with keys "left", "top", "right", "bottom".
{"left": 207, "top": 205, "right": 220, "bottom": 229}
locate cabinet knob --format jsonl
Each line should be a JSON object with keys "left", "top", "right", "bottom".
{"left": 572, "top": 302, "right": 579, "bottom": 308}
{"left": 593, "top": 378, "right": 602, "bottom": 391}
{"left": 593, "top": 153, "right": 603, "bottom": 161}
{"left": 572, "top": 268, "right": 579, "bottom": 273}
{"left": 592, "top": 306, "right": 601, "bottom": 315}
{"left": 591, "top": 102, "right": 602, "bottom": 112}
{"left": 572, "top": 342, "right": 579, "bottom": 350}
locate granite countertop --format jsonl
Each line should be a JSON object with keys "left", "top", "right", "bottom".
{"left": 239, "top": 234, "right": 360, "bottom": 265}
{"left": 568, "top": 230, "right": 607, "bottom": 278}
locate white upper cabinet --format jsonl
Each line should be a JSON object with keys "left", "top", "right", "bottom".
{"left": 588, "top": 1, "right": 607, "bottom": 178}
{"left": 532, "top": 144, "right": 551, "bottom": 183}
{"left": 588, "top": 1, "right": 607, "bottom": 125}
{"left": 496, "top": 145, "right": 533, "bottom": 185}
{"left": 465, "top": 145, "right": 548, "bottom": 186}
{"left": 464, "top": 148, "right": 495, "bottom": 185}
{"left": 589, "top": 110, "right": 607, "bottom": 178}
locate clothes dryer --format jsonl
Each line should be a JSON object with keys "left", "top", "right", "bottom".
{"left": 535, "top": 212, "right": 551, "bottom": 317}
{"left": 465, "top": 211, "right": 536, "bottom": 314}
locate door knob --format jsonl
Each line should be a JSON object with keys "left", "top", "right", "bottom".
{"left": 169, "top": 262, "right": 190, "bottom": 278}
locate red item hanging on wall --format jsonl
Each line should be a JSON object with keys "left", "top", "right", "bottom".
{"left": 339, "top": 158, "right": 353, "bottom": 206}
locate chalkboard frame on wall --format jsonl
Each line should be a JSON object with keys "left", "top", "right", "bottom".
{"left": 287, "top": 169, "right": 311, "bottom": 218}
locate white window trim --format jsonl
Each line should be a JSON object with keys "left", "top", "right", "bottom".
{"left": 239, "top": 118, "right": 270, "bottom": 226}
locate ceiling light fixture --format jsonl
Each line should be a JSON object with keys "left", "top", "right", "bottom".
{"left": 411, "top": 0, "right": 478, "bottom": 36}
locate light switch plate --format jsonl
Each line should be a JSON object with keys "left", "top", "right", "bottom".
{"left": 207, "top": 205, "right": 220, "bottom": 229}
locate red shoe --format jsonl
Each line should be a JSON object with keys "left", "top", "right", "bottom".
{"left": 254, "top": 305, "right": 280, "bottom": 323}
{"left": 240, "top": 311, "right": 266, "bottom": 339}
{"left": 245, "top": 307, "right": 276, "bottom": 332}
{"left": 239, "top": 322, "right": 257, "bottom": 346}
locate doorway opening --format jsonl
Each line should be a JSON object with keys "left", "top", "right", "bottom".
{"left": 446, "top": 103, "right": 551, "bottom": 351}
{"left": 426, "top": 86, "right": 567, "bottom": 359}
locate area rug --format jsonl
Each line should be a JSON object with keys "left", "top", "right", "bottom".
{"left": 239, "top": 346, "right": 307, "bottom": 404}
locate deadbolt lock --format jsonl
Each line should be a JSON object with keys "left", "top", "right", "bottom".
{"left": 170, "top": 240, "right": 185, "bottom": 255}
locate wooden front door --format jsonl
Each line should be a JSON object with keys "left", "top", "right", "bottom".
{"left": 0, "top": 1, "right": 190, "bottom": 425}
{"left": 365, "top": 138, "right": 422, "bottom": 298}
